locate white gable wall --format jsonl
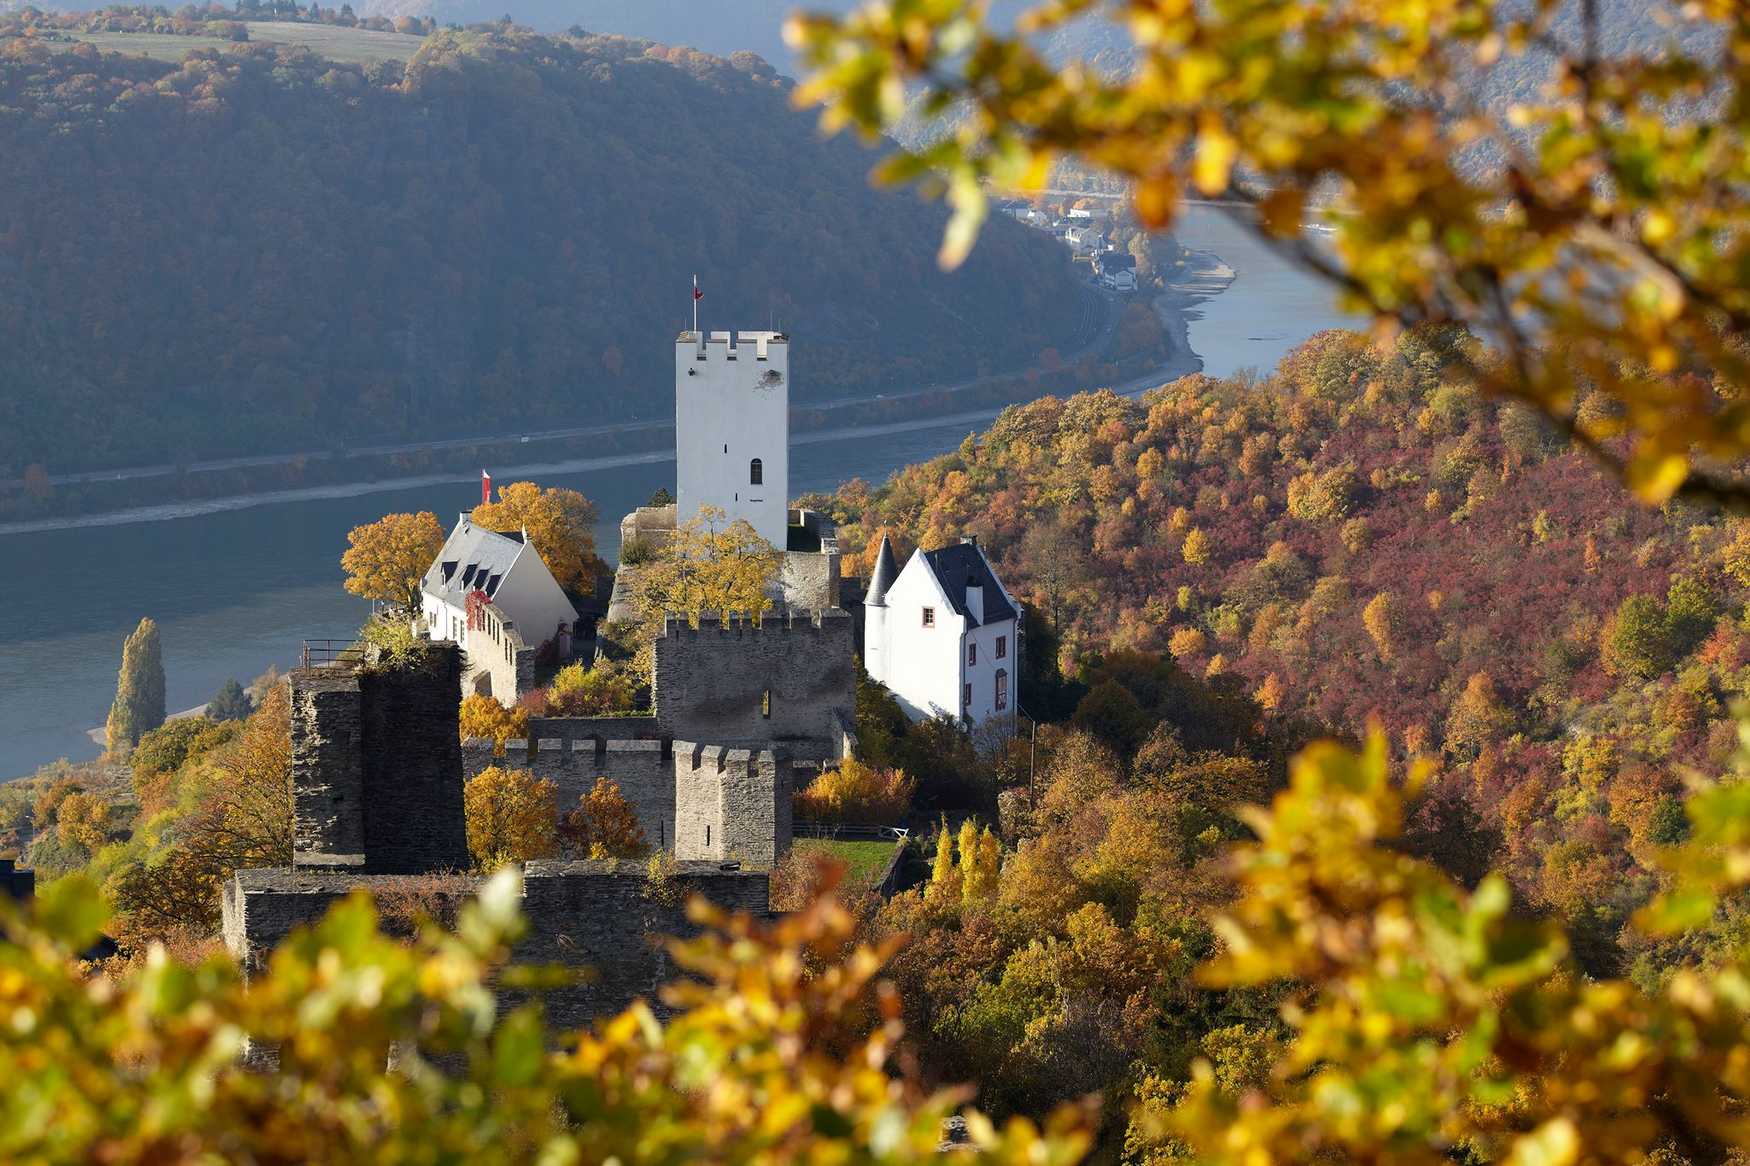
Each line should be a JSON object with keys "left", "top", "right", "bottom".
{"left": 491, "top": 546, "right": 578, "bottom": 650}
{"left": 876, "top": 551, "right": 968, "bottom": 723}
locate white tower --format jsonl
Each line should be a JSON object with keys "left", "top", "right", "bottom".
{"left": 675, "top": 329, "right": 790, "bottom": 548}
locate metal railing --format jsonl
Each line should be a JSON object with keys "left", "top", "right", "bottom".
{"left": 792, "top": 822, "right": 908, "bottom": 842}
{"left": 301, "top": 639, "right": 366, "bottom": 669}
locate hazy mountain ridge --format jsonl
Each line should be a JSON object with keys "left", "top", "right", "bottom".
{"left": 0, "top": 23, "right": 1082, "bottom": 476}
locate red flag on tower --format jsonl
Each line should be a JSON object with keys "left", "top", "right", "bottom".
{"left": 692, "top": 273, "right": 702, "bottom": 333}
{"left": 481, "top": 469, "right": 492, "bottom": 506}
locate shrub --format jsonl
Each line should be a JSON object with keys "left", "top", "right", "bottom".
{"left": 558, "top": 777, "right": 650, "bottom": 860}
{"left": 459, "top": 694, "right": 529, "bottom": 755}
{"left": 794, "top": 760, "right": 916, "bottom": 826}
{"left": 546, "top": 662, "right": 639, "bottom": 716}
{"left": 0, "top": 871, "right": 1087, "bottom": 1162}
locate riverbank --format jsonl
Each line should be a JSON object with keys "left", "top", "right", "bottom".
{"left": 0, "top": 292, "right": 1196, "bottom": 539}
{"left": 1157, "top": 248, "right": 1239, "bottom": 372}
{"left": 0, "top": 280, "right": 1148, "bottom": 529}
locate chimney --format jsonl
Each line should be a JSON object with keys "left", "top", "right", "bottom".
{"left": 965, "top": 576, "right": 984, "bottom": 624}
{"left": 961, "top": 534, "right": 978, "bottom": 547}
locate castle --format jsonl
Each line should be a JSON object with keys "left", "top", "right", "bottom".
{"left": 225, "top": 324, "right": 863, "bottom": 1038}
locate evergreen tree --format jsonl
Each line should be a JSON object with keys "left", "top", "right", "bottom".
{"left": 106, "top": 618, "right": 166, "bottom": 754}
{"left": 207, "top": 678, "right": 253, "bottom": 722}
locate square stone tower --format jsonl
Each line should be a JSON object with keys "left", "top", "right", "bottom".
{"left": 675, "top": 330, "right": 789, "bottom": 547}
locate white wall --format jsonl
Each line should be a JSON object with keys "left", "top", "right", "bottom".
{"left": 960, "top": 615, "right": 1017, "bottom": 728}
{"left": 675, "top": 330, "right": 790, "bottom": 548}
{"left": 492, "top": 548, "right": 577, "bottom": 651}
{"left": 877, "top": 552, "right": 969, "bottom": 723}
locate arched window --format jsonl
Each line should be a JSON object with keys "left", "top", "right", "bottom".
{"left": 749, "top": 458, "right": 763, "bottom": 486}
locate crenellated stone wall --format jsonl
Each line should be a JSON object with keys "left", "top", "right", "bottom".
{"left": 463, "top": 736, "right": 677, "bottom": 852}
{"left": 462, "top": 736, "right": 792, "bottom": 861}
{"left": 674, "top": 744, "right": 793, "bottom": 867}
{"left": 653, "top": 609, "right": 854, "bottom": 760}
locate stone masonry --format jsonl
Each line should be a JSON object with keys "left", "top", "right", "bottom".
{"left": 226, "top": 632, "right": 777, "bottom": 1047}
{"left": 673, "top": 745, "right": 793, "bottom": 867}
{"left": 464, "top": 736, "right": 676, "bottom": 852}
{"left": 462, "top": 737, "right": 794, "bottom": 862}
{"left": 289, "top": 644, "right": 469, "bottom": 875}
{"left": 653, "top": 609, "right": 854, "bottom": 760}
{"left": 223, "top": 861, "right": 769, "bottom": 1030}
{"left": 289, "top": 668, "right": 367, "bottom": 867}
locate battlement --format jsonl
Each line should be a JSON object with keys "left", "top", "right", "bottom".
{"left": 680, "top": 742, "right": 779, "bottom": 772}
{"left": 674, "top": 741, "right": 792, "bottom": 866}
{"left": 676, "top": 329, "right": 787, "bottom": 360}
{"left": 459, "top": 734, "right": 793, "bottom": 862}
{"left": 659, "top": 607, "right": 851, "bottom": 638}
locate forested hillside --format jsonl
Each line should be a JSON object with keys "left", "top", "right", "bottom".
{"left": 0, "top": 22, "right": 1080, "bottom": 476}
{"left": 819, "top": 327, "right": 1750, "bottom": 976}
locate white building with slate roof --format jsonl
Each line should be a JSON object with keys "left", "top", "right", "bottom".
{"left": 421, "top": 515, "right": 578, "bottom": 691}
{"left": 863, "top": 534, "right": 1020, "bottom": 732}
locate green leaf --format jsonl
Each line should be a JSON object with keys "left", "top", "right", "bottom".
{"left": 33, "top": 874, "right": 109, "bottom": 952}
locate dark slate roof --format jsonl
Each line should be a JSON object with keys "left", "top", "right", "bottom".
{"left": 1093, "top": 249, "right": 1136, "bottom": 273}
{"left": 423, "top": 518, "right": 526, "bottom": 602}
{"left": 922, "top": 542, "right": 1016, "bottom": 628}
{"left": 866, "top": 535, "right": 900, "bottom": 607}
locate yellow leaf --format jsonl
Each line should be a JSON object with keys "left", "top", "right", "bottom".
{"left": 1505, "top": 1118, "right": 1580, "bottom": 1166}
{"left": 1642, "top": 209, "right": 1676, "bottom": 246}
{"left": 1258, "top": 187, "right": 1304, "bottom": 237}
{"left": 1193, "top": 122, "right": 1237, "bottom": 196}
{"left": 1135, "top": 175, "right": 1179, "bottom": 229}
{"left": 1625, "top": 451, "right": 1689, "bottom": 503}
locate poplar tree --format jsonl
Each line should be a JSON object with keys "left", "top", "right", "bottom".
{"left": 925, "top": 817, "right": 957, "bottom": 900}
{"left": 106, "top": 617, "right": 165, "bottom": 754}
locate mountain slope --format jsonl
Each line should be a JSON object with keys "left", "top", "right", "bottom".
{"left": 0, "top": 25, "right": 1081, "bottom": 475}
{"left": 821, "top": 327, "right": 1748, "bottom": 971}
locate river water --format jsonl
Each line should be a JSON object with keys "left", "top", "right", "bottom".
{"left": 0, "top": 205, "right": 1362, "bottom": 779}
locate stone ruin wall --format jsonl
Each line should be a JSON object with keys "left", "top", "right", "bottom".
{"left": 224, "top": 861, "right": 770, "bottom": 1031}
{"left": 288, "top": 646, "right": 469, "bottom": 874}
{"left": 673, "top": 745, "right": 793, "bottom": 867}
{"left": 226, "top": 639, "right": 776, "bottom": 1048}
{"left": 652, "top": 609, "right": 854, "bottom": 761}
{"left": 462, "top": 737, "right": 794, "bottom": 863}
{"left": 464, "top": 736, "right": 676, "bottom": 853}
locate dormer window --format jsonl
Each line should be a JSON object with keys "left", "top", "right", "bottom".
{"left": 922, "top": 607, "right": 935, "bottom": 628}
{"left": 750, "top": 458, "right": 763, "bottom": 486}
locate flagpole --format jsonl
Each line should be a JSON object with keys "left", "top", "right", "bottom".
{"left": 692, "top": 273, "right": 699, "bottom": 334}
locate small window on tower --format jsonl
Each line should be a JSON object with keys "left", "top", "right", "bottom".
{"left": 922, "top": 607, "right": 935, "bottom": 628}
{"left": 750, "top": 458, "right": 763, "bottom": 485}
{"left": 761, "top": 689, "right": 772, "bottom": 719}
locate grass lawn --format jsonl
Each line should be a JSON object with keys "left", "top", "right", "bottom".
{"left": 66, "top": 22, "right": 424, "bottom": 65}
{"left": 792, "top": 838, "right": 897, "bottom": 892}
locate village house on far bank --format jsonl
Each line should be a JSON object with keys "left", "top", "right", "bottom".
{"left": 863, "top": 534, "right": 1020, "bottom": 734}
{"left": 420, "top": 515, "right": 580, "bottom": 700}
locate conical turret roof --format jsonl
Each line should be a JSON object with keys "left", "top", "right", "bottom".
{"left": 866, "top": 534, "right": 899, "bottom": 606}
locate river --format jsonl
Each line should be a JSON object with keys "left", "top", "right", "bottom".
{"left": 0, "top": 205, "right": 1363, "bottom": 779}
